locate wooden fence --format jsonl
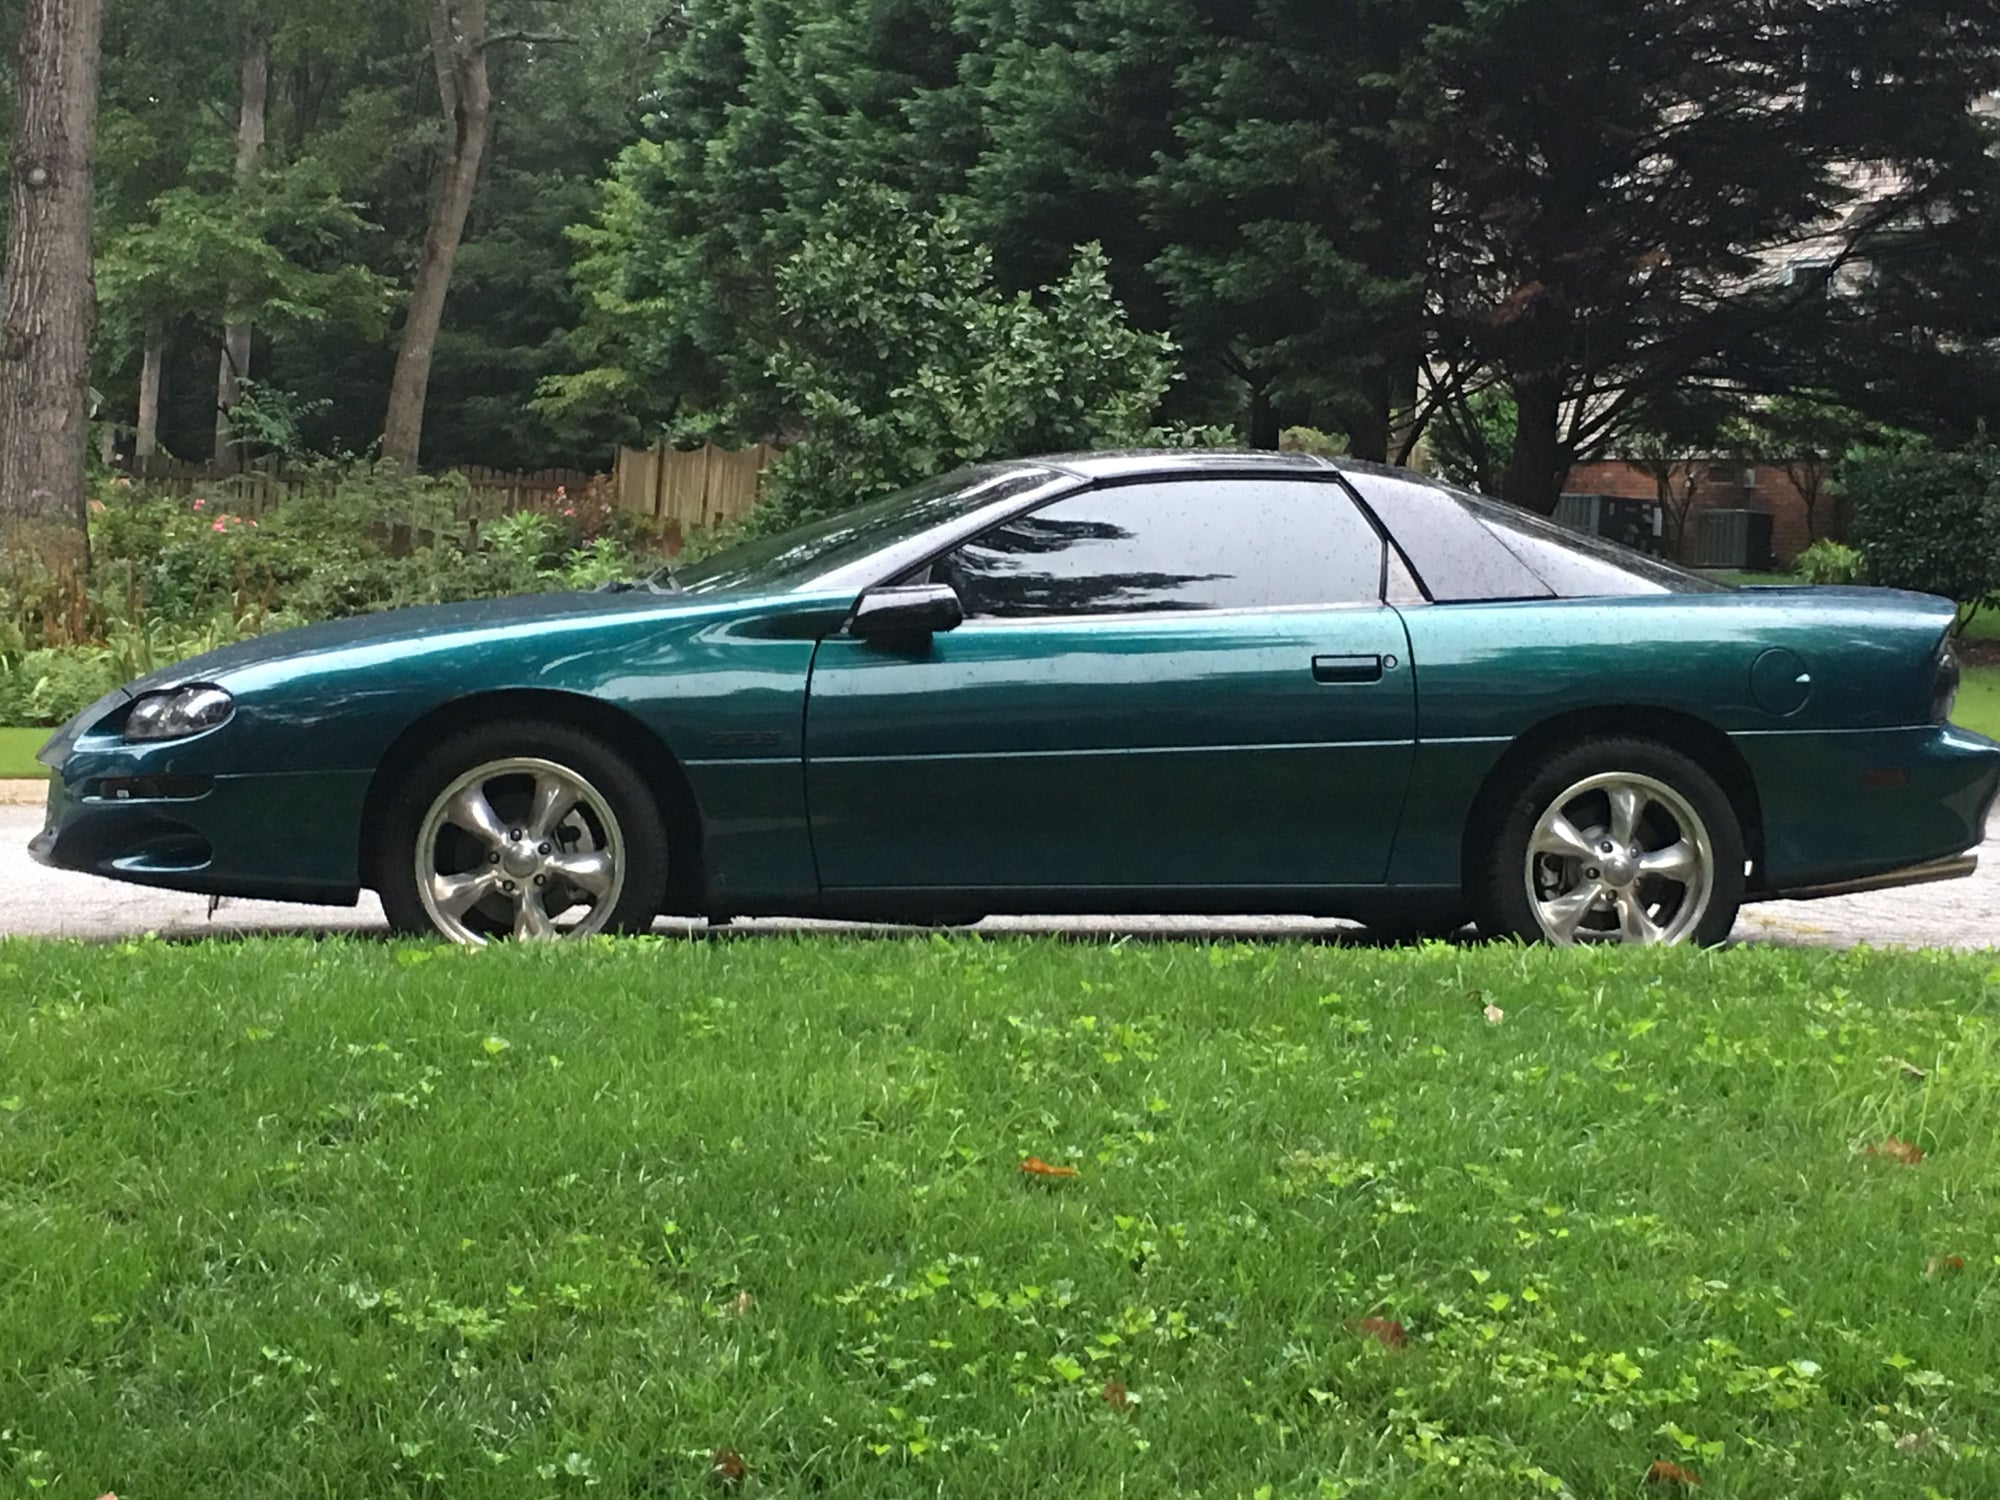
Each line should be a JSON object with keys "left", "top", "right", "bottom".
{"left": 127, "top": 455, "right": 604, "bottom": 520}
{"left": 128, "top": 445, "right": 776, "bottom": 533}
{"left": 611, "top": 441, "right": 777, "bottom": 532}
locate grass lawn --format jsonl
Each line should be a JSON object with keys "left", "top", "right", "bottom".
{"left": 0, "top": 726, "right": 49, "bottom": 779}
{"left": 1957, "top": 664, "right": 2000, "bottom": 742}
{"left": 3, "top": 937, "right": 1999, "bottom": 1496}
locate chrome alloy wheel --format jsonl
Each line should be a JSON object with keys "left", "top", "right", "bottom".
{"left": 1522, "top": 772, "right": 1715, "bottom": 946}
{"left": 414, "top": 757, "right": 627, "bottom": 944}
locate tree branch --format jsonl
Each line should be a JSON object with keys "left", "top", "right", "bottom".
{"left": 482, "top": 30, "right": 580, "bottom": 49}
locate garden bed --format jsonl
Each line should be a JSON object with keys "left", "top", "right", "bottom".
{"left": 2, "top": 936, "right": 1996, "bottom": 1496}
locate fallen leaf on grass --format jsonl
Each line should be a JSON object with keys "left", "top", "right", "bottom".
{"left": 1645, "top": 1459, "right": 1701, "bottom": 1486}
{"left": 1101, "top": 1378, "right": 1132, "bottom": 1412}
{"left": 1483, "top": 1004, "right": 1505, "bottom": 1025}
{"left": 729, "top": 1289, "right": 755, "bottom": 1316}
{"left": 1925, "top": 1254, "right": 1966, "bottom": 1278}
{"left": 1881, "top": 1055, "right": 1928, "bottom": 1082}
{"left": 1863, "top": 1136, "right": 1924, "bottom": 1166}
{"left": 1895, "top": 1429, "right": 1953, "bottom": 1456}
{"left": 1350, "top": 1315, "right": 1407, "bottom": 1350}
{"left": 708, "top": 1447, "right": 747, "bottom": 1486}
{"left": 1020, "top": 1157, "right": 1079, "bottom": 1180}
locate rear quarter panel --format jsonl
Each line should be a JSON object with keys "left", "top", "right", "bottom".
{"left": 1391, "top": 589, "right": 1986, "bottom": 890}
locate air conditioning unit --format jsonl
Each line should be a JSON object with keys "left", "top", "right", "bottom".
{"left": 1693, "top": 509, "right": 1775, "bottom": 571}
{"left": 1554, "top": 493, "right": 1666, "bottom": 556}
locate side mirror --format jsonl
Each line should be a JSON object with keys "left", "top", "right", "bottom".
{"left": 849, "top": 583, "right": 965, "bottom": 641}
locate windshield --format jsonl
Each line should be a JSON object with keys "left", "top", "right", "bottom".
{"left": 675, "top": 466, "right": 1061, "bottom": 595}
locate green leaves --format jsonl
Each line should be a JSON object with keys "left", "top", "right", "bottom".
{"left": 751, "top": 184, "right": 1175, "bottom": 527}
{"left": 1845, "top": 439, "right": 2000, "bottom": 633}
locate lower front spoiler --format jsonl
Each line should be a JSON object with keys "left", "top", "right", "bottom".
{"left": 31, "top": 768, "right": 369, "bottom": 906}
{"left": 1770, "top": 853, "right": 1978, "bottom": 903}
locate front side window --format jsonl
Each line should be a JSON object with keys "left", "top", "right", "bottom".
{"left": 934, "top": 480, "right": 1387, "bottom": 619}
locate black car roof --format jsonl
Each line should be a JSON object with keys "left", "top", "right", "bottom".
{"left": 1030, "top": 449, "right": 1338, "bottom": 482}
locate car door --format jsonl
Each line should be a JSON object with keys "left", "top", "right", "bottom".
{"left": 802, "top": 476, "right": 1418, "bottom": 897}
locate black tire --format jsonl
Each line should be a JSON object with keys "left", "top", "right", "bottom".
{"left": 377, "top": 719, "right": 670, "bottom": 942}
{"left": 1362, "top": 910, "right": 1472, "bottom": 946}
{"left": 1474, "top": 736, "right": 1744, "bottom": 947}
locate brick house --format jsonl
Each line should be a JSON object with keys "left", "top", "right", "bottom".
{"left": 1562, "top": 458, "right": 1850, "bottom": 568}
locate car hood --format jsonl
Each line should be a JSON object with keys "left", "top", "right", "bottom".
{"left": 126, "top": 590, "right": 725, "bottom": 693}
{"left": 36, "top": 590, "right": 751, "bottom": 767}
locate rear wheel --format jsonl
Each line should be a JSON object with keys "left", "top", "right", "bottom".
{"left": 378, "top": 721, "right": 669, "bottom": 944}
{"left": 1476, "top": 737, "right": 1744, "bottom": 947}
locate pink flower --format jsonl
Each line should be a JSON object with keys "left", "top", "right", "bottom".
{"left": 192, "top": 498, "right": 205, "bottom": 510}
{"left": 563, "top": 507, "right": 575, "bottom": 517}
{"left": 212, "top": 520, "right": 226, "bottom": 533}
{"left": 556, "top": 485, "right": 569, "bottom": 501}
{"left": 88, "top": 499, "right": 105, "bottom": 514}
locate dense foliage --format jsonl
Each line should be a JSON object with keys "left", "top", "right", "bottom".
{"left": 2, "top": 0, "right": 1993, "bottom": 516}
{"left": 751, "top": 186, "right": 1175, "bottom": 529}
{"left": 1845, "top": 442, "right": 2000, "bottom": 634}
{"left": 575, "top": 0, "right": 2000, "bottom": 511}
{"left": 0, "top": 471, "right": 669, "bottom": 725}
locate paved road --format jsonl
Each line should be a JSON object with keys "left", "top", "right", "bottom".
{"left": 1, "top": 798, "right": 1994, "bottom": 947}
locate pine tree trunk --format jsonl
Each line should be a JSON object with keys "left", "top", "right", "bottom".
{"left": 382, "top": 0, "right": 494, "bottom": 469}
{"left": 0, "top": 0, "right": 105, "bottom": 578}
{"left": 1502, "top": 376, "right": 1567, "bottom": 515}
{"left": 213, "top": 29, "right": 269, "bottom": 471}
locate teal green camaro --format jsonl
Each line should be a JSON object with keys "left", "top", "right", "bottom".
{"left": 31, "top": 452, "right": 2000, "bottom": 946}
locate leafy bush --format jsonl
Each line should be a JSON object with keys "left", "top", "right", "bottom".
{"left": 1844, "top": 442, "right": 2000, "bottom": 633}
{"left": 483, "top": 510, "right": 563, "bottom": 569}
{"left": 751, "top": 184, "right": 1176, "bottom": 531}
{"left": 1792, "top": 539, "right": 1864, "bottom": 586}
{"left": 0, "top": 464, "right": 674, "bottom": 726}
{"left": 2, "top": 647, "right": 119, "bottom": 728}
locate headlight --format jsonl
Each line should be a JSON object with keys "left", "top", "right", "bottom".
{"left": 124, "top": 685, "right": 235, "bottom": 742}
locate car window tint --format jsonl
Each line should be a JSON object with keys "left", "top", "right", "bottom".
{"left": 1456, "top": 489, "right": 1730, "bottom": 596}
{"left": 940, "top": 480, "right": 1386, "bottom": 618}
{"left": 1339, "top": 467, "right": 1553, "bottom": 602}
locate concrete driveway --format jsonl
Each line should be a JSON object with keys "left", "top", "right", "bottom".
{"left": 2, "top": 797, "right": 1995, "bottom": 947}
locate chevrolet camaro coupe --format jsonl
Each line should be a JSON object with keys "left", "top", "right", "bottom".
{"left": 31, "top": 451, "right": 2000, "bottom": 946}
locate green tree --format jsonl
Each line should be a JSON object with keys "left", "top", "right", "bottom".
{"left": 1845, "top": 440, "right": 2000, "bottom": 635}
{"left": 753, "top": 184, "right": 1175, "bottom": 526}
{"left": 1427, "top": 0, "right": 2000, "bottom": 513}
{"left": 1739, "top": 395, "right": 1890, "bottom": 546}
{"left": 1144, "top": 0, "right": 1446, "bottom": 458}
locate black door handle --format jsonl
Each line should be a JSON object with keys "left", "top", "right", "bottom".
{"left": 1313, "top": 654, "right": 1384, "bottom": 685}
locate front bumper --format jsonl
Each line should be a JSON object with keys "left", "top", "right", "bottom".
{"left": 32, "top": 757, "right": 372, "bottom": 906}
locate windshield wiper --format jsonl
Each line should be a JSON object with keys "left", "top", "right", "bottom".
{"left": 594, "top": 565, "right": 683, "bottom": 596}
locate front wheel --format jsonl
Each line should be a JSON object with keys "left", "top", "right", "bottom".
{"left": 1476, "top": 738, "right": 1744, "bottom": 947}
{"left": 378, "top": 721, "right": 669, "bottom": 944}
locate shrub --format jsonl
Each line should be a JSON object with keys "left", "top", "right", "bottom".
{"left": 751, "top": 184, "right": 1176, "bottom": 531}
{"left": 5, "top": 647, "right": 119, "bottom": 727}
{"left": 0, "top": 468, "right": 675, "bottom": 726}
{"left": 1844, "top": 442, "right": 2000, "bottom": 634}
{"left": 1792, "top": 539, "right": 1864, "bottom": 586}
